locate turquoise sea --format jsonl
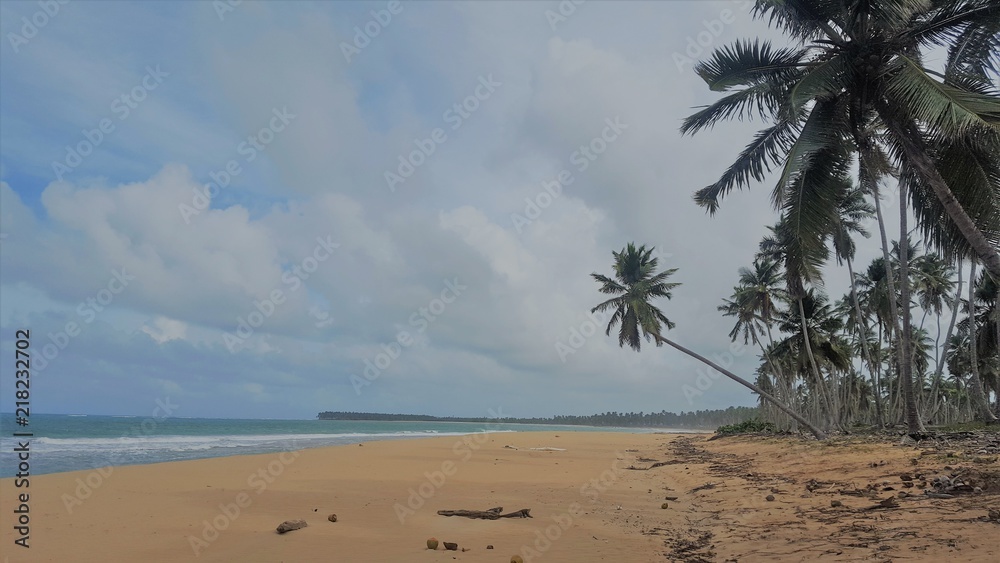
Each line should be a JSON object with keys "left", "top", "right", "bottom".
{"left": 0, "top": 413, "right": 694, "bottom": 477}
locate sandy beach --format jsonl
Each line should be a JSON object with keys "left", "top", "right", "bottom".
{"left": 2, "top": 431, "right": 998, "bottom": 562}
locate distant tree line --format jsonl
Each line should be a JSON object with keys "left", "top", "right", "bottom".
{"left": 316, "top": 406, "right": 757, "bottom": 429}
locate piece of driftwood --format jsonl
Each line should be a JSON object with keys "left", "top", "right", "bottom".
{"left": 437, "top": 507, "right": 532, "bottom": 519}
{"left": 689, "top": 482, "right": 716, "bottom": 493}
{"left": 627, "top": 461, "right": 671, "bottom": 470}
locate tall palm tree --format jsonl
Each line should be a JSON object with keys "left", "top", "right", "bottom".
{"left": 591, "top": 243, "right": 828, "bottom": 439}
{"left": 831, "top": 185, "right": 884, "bottom": 425}
{"left": 960, "top": 261, "right": 1000, "bottom": 422}
{"left": 964, "top": 259, "right": 998, "bottom": 422}
{"left": 681, "top": 0, "right": 1000, "bottom": 279}
{"left": 758, "top": 218, "right": 839, "bottom": 427}
{"left": 923, "top": 260, "right": 963, "bottom": 421}
{"left": 770, "top": 290, "right": 853, "bottom": 422}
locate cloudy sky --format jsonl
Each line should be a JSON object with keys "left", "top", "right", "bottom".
{"left": 0, "top": 0, "right": 901, "bottom": 420}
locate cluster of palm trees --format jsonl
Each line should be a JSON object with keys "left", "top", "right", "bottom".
{"left": 720, "top": 234, "right": 998, "bottom": 435}
{"left": 590, "top": 0, "right": 998, "bottom": 438}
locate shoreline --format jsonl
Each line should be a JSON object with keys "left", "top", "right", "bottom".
{"left": 3, "top": 431, "right": 995, "bottom": 562}
{"left": 0, "top": 417, "right": 711, "bottom": 478}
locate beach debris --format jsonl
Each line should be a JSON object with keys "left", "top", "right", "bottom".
{"left": 327, "top": 513, "right": 337, "bottom": 522}
{"left": 689, "top": 482, "right": 716, "bottom": 493}
{"left": 511, "top": 556, "right": 524, "bottom": 563}
{"left": 275, "top": 520, "right": 308, "bottom": 534}
{"left": 437, "top": 507, "right": 532, "bottom": 519}
{"left": 443, "top": 541, "right": 458, "bottom": 551}
{"left": 765, "top": 495, "right": 775, "bottom": 502}
{"left": 628, "top": 461, "right": 670, "bottom": 470}
{"left": 661, "top": 502, "right": 669, "bottom": 509}
{"left": 426, "top": 538, "right": 438, "bottom": 550}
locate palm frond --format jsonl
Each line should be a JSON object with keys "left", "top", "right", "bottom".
{"left": 693, "top": 119, "right": 801, "bottom": 214}
{"left": 883, "top": 55, "right": 1000, "bottom": 138}
{"left": 693, "top": 39, "right": 806, "bottom": 92}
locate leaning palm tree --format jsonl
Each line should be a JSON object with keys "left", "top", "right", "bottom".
{"left": 681, "top": 0, "right": 1000, "bottom": 280}
{"left": 590, "top": 243, "right": 828, "bottom": 439}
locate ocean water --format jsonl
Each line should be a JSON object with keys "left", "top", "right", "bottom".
{"left": 0, "top": 413, "right": 684, "bottom": 477}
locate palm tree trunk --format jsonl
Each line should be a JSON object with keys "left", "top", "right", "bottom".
{"left": 966, "top": 259, "right": 998, "bottom": 423}
{"left": 878, "top": 107, "right": 1000, "bottom": 281}
{"left": 898, "top": 181, "right": 923, "bottom": 434}
{"left": 653, "top": 333, "right": 828, "bottom": 440}
{"left": 848, "top": 256, "right": 885, "bottom": 427}
{"left": 874, "top": 190, "right": 909, "bottom": 428}
{"left": 924, "top": 263, "right": 963, "bottom": 422}
{"left": 797, "top": 297, "right": 836, "bottom": 429}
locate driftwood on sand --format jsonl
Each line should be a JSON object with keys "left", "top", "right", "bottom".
{"left": 437, "top": 506, "right": 532, "bottom": 519}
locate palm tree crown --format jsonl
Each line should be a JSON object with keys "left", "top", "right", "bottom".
{"left": 591, "top": 243, "right": 679, "bottom": 351}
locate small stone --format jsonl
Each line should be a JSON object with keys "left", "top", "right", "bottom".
{"left": 770, "top": 487, "right": 780, "bottom": 493}
{"left": 831, "top": 500, "right": 842, "bottom": 507}
{"left": 443, "top": 542, "right": 458, "bottom": 551}
{"left": 427, "top": 538, "right": 438, "bottom": 550}
{"left": 661, "top": 502, "right": 669, "bottom": 509}
{"left": 512, "top": 556, "right": 525, "bottom": 563}
{"left": 487, "top": 545, "right": 494, "bottom": 549}
{"left": 327, "top": 513, "right": 337, "bottom": 522}
{"left": 276, "top": 519, "right": 307, "bottom": 534}
{"left": 974, "top": 487, "right": 983, "bottom": 493}
{"left": 766, "top": 495, "right": 775, "bottom": 502}
{"left": 898, "top": 491, "right": 909, "bottom": 498}
{"left": 899, "top": 474, "right": 913, "bottom": 481}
